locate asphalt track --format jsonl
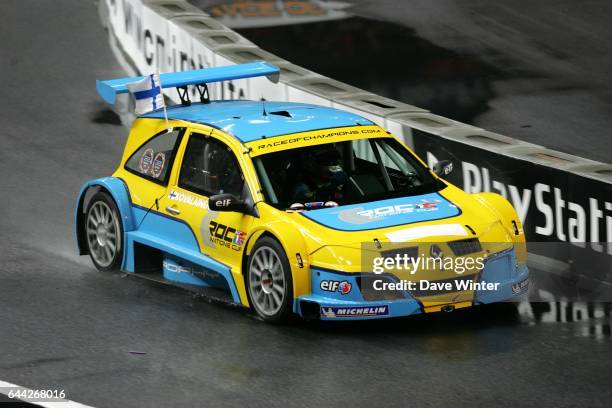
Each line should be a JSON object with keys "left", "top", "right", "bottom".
{"left": 0, "top": 1, "right": 611, "bottom": 407}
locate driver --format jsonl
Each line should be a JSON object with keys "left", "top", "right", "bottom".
{"left": 291, "top": 144, "right": 348, "bottom": 204}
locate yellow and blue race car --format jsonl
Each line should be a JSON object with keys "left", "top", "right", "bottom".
{"left": 75, "top": 62, "right": 528, "bottom": 322}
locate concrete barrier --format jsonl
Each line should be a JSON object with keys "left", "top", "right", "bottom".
{"left": 143, "top": 0, "right": 207, "bottom": 18}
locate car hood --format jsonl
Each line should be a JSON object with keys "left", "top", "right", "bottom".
{"left": 288, "top": 186, "right": 512, "bottom": 257}
{"left": 295, "top": 188, "right": 514, "bottom": 273}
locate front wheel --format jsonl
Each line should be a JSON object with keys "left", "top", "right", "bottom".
{"left": 85, "top": 191, "right": 123, "bottom": 271}
{"left": 246, "top": 237, "right": 293, "bottom": 323}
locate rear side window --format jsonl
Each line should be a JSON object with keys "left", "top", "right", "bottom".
{"left": 125, "top": 128, "right": 183, "bottom": 185}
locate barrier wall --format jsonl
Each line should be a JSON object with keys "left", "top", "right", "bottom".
{"left": 99, "top": 0, "right": 612, "bottom": 286}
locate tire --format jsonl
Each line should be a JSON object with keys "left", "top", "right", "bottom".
{"left": 246, "top": 236, "right": 293, "bottom": 323}
{"left": 84, "top": 191, "right": 124, "bottom": 272}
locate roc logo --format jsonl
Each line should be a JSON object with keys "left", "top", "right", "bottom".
{"left": 320, "top": 280, "right": 352, "bottom": 295}
{"left": 209, "top": 221, "right": 245, "bottom": 251}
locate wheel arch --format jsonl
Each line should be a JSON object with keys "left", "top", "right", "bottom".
{"left": 471, "top": 192, "right": 527, "bottom": 264}
{"left": 242, "top": 224, "right": 311, "bottom": 304}
{"left": 471, "top": 192, "right": 522, "bottom": 230}
{"left": 75, "top": 177, "right": 135, "bottom": 256}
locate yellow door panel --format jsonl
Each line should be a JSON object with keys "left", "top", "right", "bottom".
{"left": 152, "top": 126, "right": 261, "bottom": 305}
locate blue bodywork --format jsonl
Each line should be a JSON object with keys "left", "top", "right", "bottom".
{"left": 126, "top": 206, "right": 241, "bottom": 302}
{"left": 475, "top": 249, "right": 530, "bottom": 304}
{"left": 75, "top": 177, "right": 241, "bottom": 303}
{"left": 301, "top": 192, "right": 461, "bottom": 231}
{"left": 141, "top": 101, "right": 373, "bottom": 142}
{"left": 75, "top": 177, "right": 135, "bottom": 265}
{"left": 296, "top": 249, "right": 529, "bottom": 320}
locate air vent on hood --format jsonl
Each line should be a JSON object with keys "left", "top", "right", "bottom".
{"left": 270, "top": 110, "right": 292, "bottom": 118}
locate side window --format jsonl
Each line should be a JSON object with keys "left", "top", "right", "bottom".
{"left": 125, "top": 128, "right": 182, "bottom": 184}
{"left": 352, "top": 139, "right": 400, "bottom": 171}
{"left": 179, "top": 134, "right": 245, "bottom": 197}
{"left": 353, "top": 139, "right": 377, "bottom": 163}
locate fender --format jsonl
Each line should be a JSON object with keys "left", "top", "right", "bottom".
{"left": 75, "top": 177, "right": 135, "bottom": 257}
{"left": 472, "top": 192, "right": 527, "bottom": 263}
{"left": 244, "top": 221, "right": 312, "bottom": 304}
{"left": 472, "top": 192, "right": 522, "bottom": 232}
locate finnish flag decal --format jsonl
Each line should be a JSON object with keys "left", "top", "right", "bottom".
{"left": 127, "top": 73, "right": 165, "bottom": 115}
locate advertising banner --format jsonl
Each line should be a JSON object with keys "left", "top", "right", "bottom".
{"left": 411, "top": 128, "right": 612, "bottom": 291}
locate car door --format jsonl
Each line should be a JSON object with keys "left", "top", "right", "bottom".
{"left": 157, "top": 129, "right": 255, "bottom": 269}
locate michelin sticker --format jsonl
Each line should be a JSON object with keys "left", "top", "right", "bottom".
{"left": 320, "top": 305, "right": 389, "bottom": 318}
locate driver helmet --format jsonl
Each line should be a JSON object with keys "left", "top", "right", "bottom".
{"left": 303, "top": 144, "right": 345, "bottom": 181}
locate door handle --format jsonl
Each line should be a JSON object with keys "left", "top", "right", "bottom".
{"left": 166, "top": 206, "right": 181, "bottom": 215}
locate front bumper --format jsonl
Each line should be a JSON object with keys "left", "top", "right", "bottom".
{"left": 295, "top": 248, "right": 529, "bottom": 320}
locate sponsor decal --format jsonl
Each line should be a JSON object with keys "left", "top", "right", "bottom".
{"left": 253, "top": 128, "right": 383, "bottom": 151}
{"left": 151, "top": 152, "right": 166, "bottom": 178}
{"left": 163, "top": 260, "right": 221, "bottom": 280}
{"left": 320, "top": 280, "right": 352, "bottom": 295}
{"left": 296, "top": 253, "right": 304, "bottom": 268}
{"left": 233, "top": 230, "right": 247, "bottom": 246}
{"left": 347, "top": 199, "right": 442, "bottom": 221}
{"left": 339, "top": 281, "right": 352, "bottom": 295}
{"left": 416, "top": 200, "right": 438, "bottom": 210}
{"left": 168, "top": 190, "right": 208, "bottom": 210}
{"left": 423, "top": 149, "right": 612, "bottom": 256}
{"left": 209, "top": 220, "right": 245, "bottom": 251}
{"left": 214, "top": 197, "right": 233, "bottom": 208}
{"left": 139, "top": 148, "right": 154, "bottom": 174}
{"left": 512, "top": 278, "right": 529, "bottom": 294}
{"left": 320, "top": 305, "right": 389, "bottom": 318}
{"left": 306, "top": 193, "right": 460, "bottom": 231}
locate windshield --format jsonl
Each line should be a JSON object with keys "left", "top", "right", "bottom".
{"left": 253, "top": 137, "right": 445, "bottom": 210}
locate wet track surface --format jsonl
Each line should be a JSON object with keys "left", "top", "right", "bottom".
{"left": 1, "top": 1, "right": 611, "bottom": 407}
{"left": 193, "top": 0, "right": 612, "bottom": 164}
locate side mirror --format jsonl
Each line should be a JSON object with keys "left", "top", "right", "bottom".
{"left": 209, "top": 193, "right": 249, "bottom": 213}
{"left": 433, "top": 160, "right": 453, "bottom": 177}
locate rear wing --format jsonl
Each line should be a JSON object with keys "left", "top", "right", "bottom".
{"left": 96, "top": 61, "right": 280, "bottom": 105}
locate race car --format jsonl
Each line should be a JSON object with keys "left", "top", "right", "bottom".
{"left": 75, "top": 61, "right": 529, "bottom": 322}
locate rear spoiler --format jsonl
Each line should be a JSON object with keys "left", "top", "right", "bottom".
{"left": 96, "top": 61, "right": 280, "bottom": 105}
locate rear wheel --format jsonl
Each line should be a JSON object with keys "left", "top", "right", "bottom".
{"left": 85, "top": 191, "right": 123, "bottom": 271}
{"left": 246, "top": 237, "right": 293, "bottom": 323}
